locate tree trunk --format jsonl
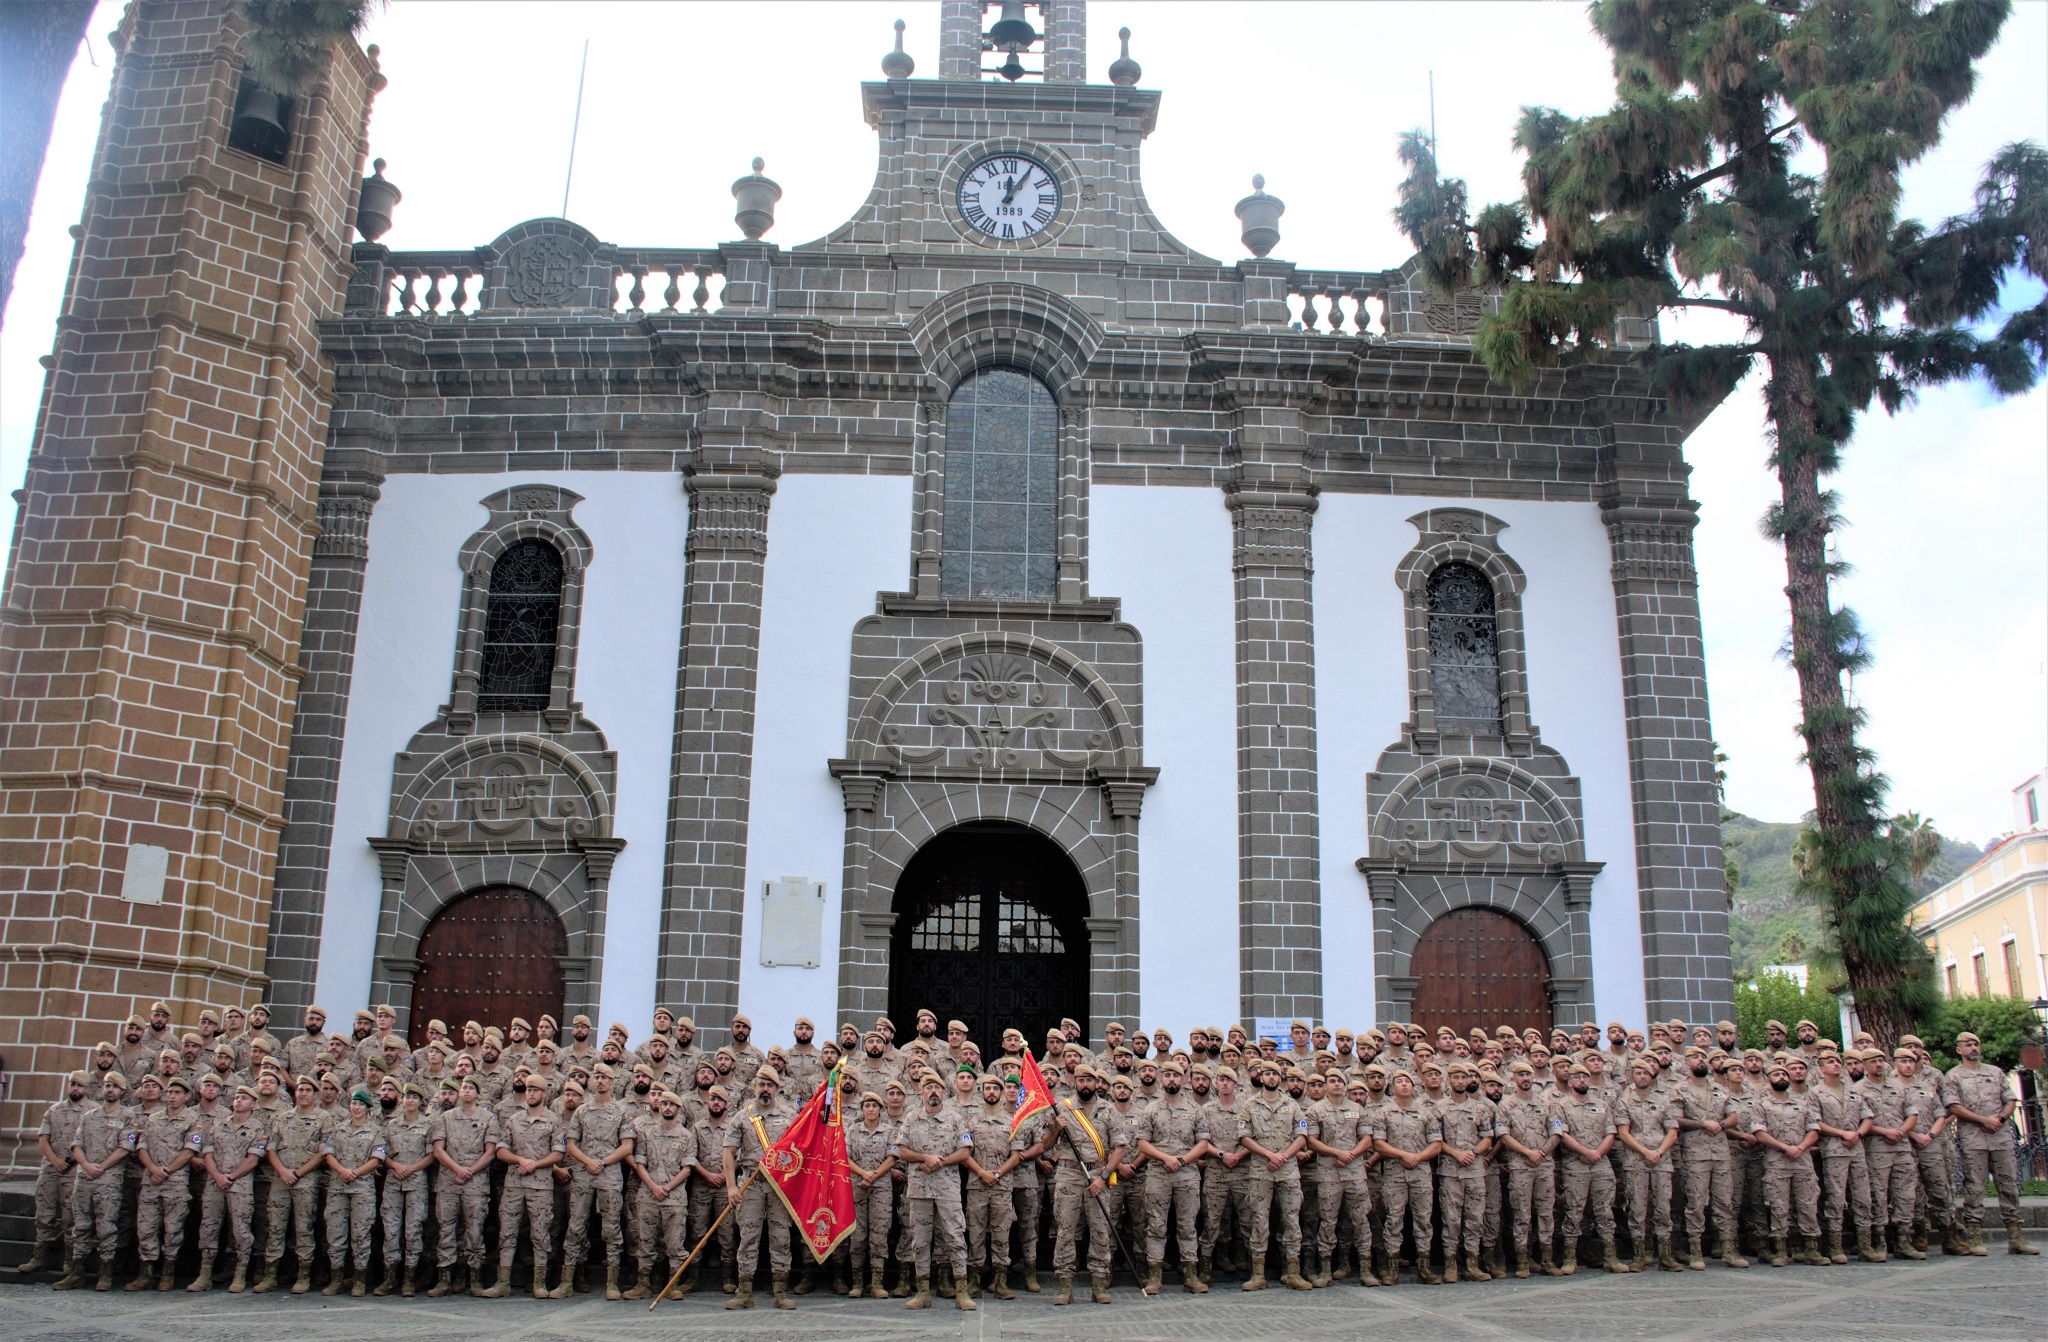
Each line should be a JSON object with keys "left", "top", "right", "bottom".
{"left": 1767, "top": 354, "right": 1906, "bottom": 1051}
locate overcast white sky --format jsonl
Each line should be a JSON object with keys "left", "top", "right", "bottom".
{"left": 4, "top": 1, "right": 2044, "bottom": 844}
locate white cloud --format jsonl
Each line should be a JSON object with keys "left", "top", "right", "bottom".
{"left": 3, "top": 1, "right": 2043, "bottom": 841}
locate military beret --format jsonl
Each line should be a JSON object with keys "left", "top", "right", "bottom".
{"left": 874, "top": 1017, "right": 895, "bottom": 1030}
{"left": 427, "top": 1019, "right": 448, "bottom": 1034}
{"left": 1333, "top": 1028, "right": 1355, "bottom": 1041}
{"left": 1363, "top": 1062, "right": 1388, "bottom": 1076}
{"left": 198, "top": 1008, "right": 222, "bottom": 1026}
{"left": 571, "top": 1014, "right": 592, "bottom": 1028}
{"left": 1568, "top": 1064, "right": 1591, "bottom": 1078}
{"left": 568, "top": 1063, "right": 591, "bottom": 1078}
{"left": 1765, "top": 1062, "right": 1789, "bottom": 1076}
{"left": 135, "top": 1073, "right": 162, "bottom": 1092}
{"left": 1892, "top": 1048, "right": 1915, "bottom": 1060}
{"left": 652, "top": 1007, "right": 675, "bottom": 1021}
{"left": 1716, "top": 1020, "right": 1736, "bottom": 1031}
{"left": 1794, "top": 1019, "right": 1817, "bottom": 1031}
{"left": 1108, "top": 1074, "right": 1133, "bottom": 1090}
{"left": 125, "top": 1013, "right": 147, "bottom": 1028}
{"left": 882, "top": 1079, "right": 906, "bottom": 1093}
{"left": 587, "top": 1061, "right": 613, "bottom": 1078}
{"left": 353, "top": 1009, "right": 375, "bottom": 1025}
{"left": 306, "top": 1005, "right": 329, "bottom": 1018}
{"left": 732, "top": 1015, "right": 753, "bottom": 1029}
{"left": 481, "top": 1028, "right": 503, "bottom": 1043}
{"left": 1509, "top": 1060, "right": 1535, "bottom": 1075}
{"left": 402, "top": 1081, "right": 426, "bottom": 1099}
{"left": 767, "top": 1045, "right": 787, "bottom": 1059}
{"left": 1161, "top": 1059, "right": 1187, "bottom": 1074}
{"left": 752, "top": 1066, "right": 782, "bottom": 1087}
{"left": 509, "top": 1017, "right": 531, "bottom": 1031}
{"left": 675, "top": 1016, "right": 696, "bottom": 1031}
{"left": 235, "top": 1085, "right": 260, "bottom": 1102}
{"left": 535, "top": 1040, "right": 557, "bottom": 1054}
{"left": 1899, "top": 1033, "right": 1923, "bottom": 1048}
{"left": 1417, "top": 1061, "right": 1443, "bottom": 1074}
{"left": 1214, "top": 1066, "right": 1239, "bottom": 1083}
{"left": 440, "top": 1078, "right": 462, "bottom": 1093}
{"left": 560, "top": 1080, "right": 585, "bottom": 1097}
{"left": 1955, "top": 1031, "right": 1980, "bottom": 1044}
{"left": 707, "top": 1086, "right": 732, "bottom": 1103}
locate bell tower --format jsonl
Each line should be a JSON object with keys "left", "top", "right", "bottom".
{"left": 0, "top": 0, "right": 381, "bottom": 1158}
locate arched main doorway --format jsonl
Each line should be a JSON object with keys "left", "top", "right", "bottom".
{"left": 1409, "top": 907, "right": 1553, "bottom": 1039}
{"left": 409, "top": 887, "right": 567, "bottom": 1046}
{"left": 889, "top": 822, "right": 1089, "bottom": 1051}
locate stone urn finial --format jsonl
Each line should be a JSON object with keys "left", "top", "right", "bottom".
{"left": 732, "top": 157, "right": 782, "bottom": 240}
{"left": 1235, "top": 174, "right": 1285, "bottom": 258}
{"left": 881, "top": 18, "right": 915, "bottom": 78}
{"left": 356, "top": 157, "right": 401, "bottom": 242}
{"left": 1108, "top": 27, "right": 1141, "bottom": 86}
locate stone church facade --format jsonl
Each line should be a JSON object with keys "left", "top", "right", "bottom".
{"left": 0, "top": 0, "right": 1730, "bottom": 1160}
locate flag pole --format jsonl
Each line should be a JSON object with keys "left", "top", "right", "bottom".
{"left": 1053, "top": 1105, "right": 1153, "bottom": 1300}
{"left": 648, "top": 1166, "right": 758, "bottom": 1312}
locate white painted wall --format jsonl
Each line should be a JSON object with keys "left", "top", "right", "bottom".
{"left": 1091, "top": 484, "right": 1241, "bottom": 1034}
{"left": 738, "top": 473, "right": 914, "bottom": 1034}
{"left": 313, "top": 472, "right": 688, "bottom": 1032}
{"left": 1314, "top": 496, "right": 1647, "bottom": 1027}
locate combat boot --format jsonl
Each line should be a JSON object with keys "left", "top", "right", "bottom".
{"left": 127, "top": 1260, "right": 156, "bottom": 1291}
{"left": 547, "top": 1260, "right": 576, "bottom": 1299}
{"left": 622, "top": 1271, "right": 652, "bottom": 1302}
{"left": 1797, "top": 1234, "right": 1827, "bottom": 1266}
{"left": 832, "top": 1257, "right": 851, "bottom": 1295}
{"left": 1417, "top": 1256, "right": 1443, "bottom": 1285}
{"left": 1893, "top": 1226, "right": 1925, "bottom": 1260}
{"left": 723, "top": 1259, "right": 739, "bottom": 1293}
{"left": 904, "top": 1271, "right": 932, "bottom": 1308}
{"left": 870, "top": 1263, "right": 889, "bottom": 1299}
{"left": 1240, "top": 1258, "right": 1267, "bottom": 1291}
{"left": 1630, "top": 1239, "right": 1651, "bottom": 1273}
{"left": 1469, "top": 1251, "right": 1493, "bottom": 1280}
{"left": 605, "top": 1264, "right": 622, "bottom": 1300}
{"left": 50, "top": 1254, "right": 84, "bottom": 1291}
{"left": 228, "top": 1258, "right": 249, "bottom": 1292}
{"left": 1443, "top": 1254, "right": 1460, "bottom": 1283}
{"left": 771, "top": 1272, "right": 795, "bottom": 1309}
{"left": 94, "top": 1264, "right": 114, "bottom": 1291}
{"left": 1658, "top": 1236, "right": 1685, "bottom": 1271}
{"left": 425, "top": 1266, "right": 454, "bottom": 1297}
{"left": 956, "top": 1277, "right": 977, "bottom": 1310}
{"left": 290, "top": 1263, "right": 312, "bottom": 1294}
{"left": 890, "top": 1262, "right": 911, "bottom": 1297}
{"left": 1853, "top": 1229, "right": 1883, "bottom": 1263}
{"left": 1687, "top": 1235, "right": 1708, "bottom": 1270}
{"left": 17, "top": 1241, "right": 52, "bottom": 1275}
{"left": 403, "top": 1264, "right": 418, "bottom": 1297}
{"left": 250, "top": 1261, "right": 280, "bottom": 1293}
{"left": 1310, "top": 1258, "right": 1333, "bottom": 1289}
{"left": 352, "top": 1270, "right": 368, "bottom": 1297}
{"left": 792, "top": 1263, "right": 814, "bottom": 1295}
{"left": 1720, "top": 1232, "right": 1751, "bottom": 1268}
{"left": 1280, "top": 1256, "right": 1311, "bottom": 1290}
{"left": 1141, "top": 1260, "right": 1162, "bottom": 1295}
{"left": 683, "top": 1259, "right": 702, "bottom": 1295}
{"left": 374, "top": 1262, "right": 396, "bottom": 1296}
{"left": 1182, "top": 1260, "right": 1207, "bottom": 1293}
{"left": 1021, "top": 1259, "right": 1041, "bottom": 1292}
{"left": 1378, "top": 1258, "right": 1400, "bottom": 1287}
{"left": 1768, "top": 1237, "right": 1788, "bottom": 1267}
{"left": 724, "top": 1278, "right": 754, "bottom": 1309}
{"left": 1195, "top": 1251, "right": 1213, "bottom": 1287}
{"left": 451, "top": 1264, "right": 471, "bottom": 1295}
{"left": 1825, "top": 1230, "right": 1849, "bottom": 1264}
{"left": 189, "top": 1255, "right": 216, "bottom": 1292}
{"left": 991, "top": 1266, "right": 1015, "bottom": 1298}
{"left": 477, "top": 1263, "right": 511, "bottom": 1297}
{"left": 2008, "top": 1224, "right": 2041, "bottom": 1255}
{"left": 1514, "top": 1244, "right": 1532, "bottom": 1278}
{"left": 1053, "top": 1272, "right": 1074, "bottom": 1305}
{"left": 1966, "top": 1224, "right": 1990, "bottom": 1256}
{"left": 157, "top": 1262, "right": 176, "bottom": 1290}
{"left": 1091, "top": 1272, "right": 1113, "bottom": 1303}
{"left": 1909, "top": 1222, "right": 1928, "bottom": 1255}
{"left": 321, "top": 1266, "right": 347, "bottom": 1295}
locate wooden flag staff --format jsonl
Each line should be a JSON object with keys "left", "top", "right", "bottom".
{"left": 648, "top": 1166, "right": 758, "bottom": 1312}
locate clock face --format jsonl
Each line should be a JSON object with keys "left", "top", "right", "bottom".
{"left": 957, "top": 154, "right": 1060, "bottom": 241}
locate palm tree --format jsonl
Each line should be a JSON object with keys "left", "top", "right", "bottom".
{"left": 1889, "top": 813, "right": 1946, "bottom": 893}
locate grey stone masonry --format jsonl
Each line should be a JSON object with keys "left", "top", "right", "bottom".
{"left": 266, "top": 449, "right": 384, "bottom": 1016}
{"left": 655, "top": 442, "right": 780, "bottom": 1041}
{"left": 1222, "top": 394, "right": 1323, "bottom": 1026}
{"left": 1596, "top": 383, "right": 1732, "bottom": 1022}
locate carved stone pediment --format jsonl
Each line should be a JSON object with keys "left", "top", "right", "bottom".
{"left": 389, "top": 732, "right": 614, "bottom": 847}
{"left": 1369, "top": 757, "right": 1582, "bottom": 868}
{"left": 848, "top": 633, "right": 1137, "bottom": 774}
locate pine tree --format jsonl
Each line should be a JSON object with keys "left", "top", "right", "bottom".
{"left": 1398, "top": 0, "right": 2044, "bottom": 1049}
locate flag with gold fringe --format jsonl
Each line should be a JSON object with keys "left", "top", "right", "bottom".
{"left": 756, "top": 1064, "right": 857, "bottom": 1264}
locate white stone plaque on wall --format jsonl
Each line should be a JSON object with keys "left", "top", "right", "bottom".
{"left": 1253, "top": 1016, "right": 1294, "bottom": 1048}
{"left": 122, "top": 844, "right": 169, "bottom": 905}
{"left": 759, "top": 876, "right": 826, "bottom": 967}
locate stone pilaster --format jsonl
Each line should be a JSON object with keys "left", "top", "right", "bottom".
{"left": 265, "top": 450, "right": 385, "bottom": 1014}
{"left": 1043, "top": 1, "right": 1087, "bottom": 83}
{"left": 938, "top": 0, "right": 981, "bottom": 80}
{"left": 1602, "top": 496, "right": 1732, "bottom": 1020}
{"left": 1224, "top": 435, "right": 1322, "bottom": 1026}
{"left": 655, "top": 445, "right": 779, "bottom": 1041}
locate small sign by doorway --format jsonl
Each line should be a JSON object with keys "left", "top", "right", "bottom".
{"left": 760, "top": 876, "right": 826, "bottom": 967}
{"left": 1253, "top": 1017, "right": 1296, "bottom": 1048}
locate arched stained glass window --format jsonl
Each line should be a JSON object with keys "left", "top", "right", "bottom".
{"left": 1428, "top": 562, "right": 1501, "bottom": 730}
{"left": 942, "top": 368, "right": 1058, "bottom": 599}
{"left": 477, "top": 538, "right": 564, "bottom": 712}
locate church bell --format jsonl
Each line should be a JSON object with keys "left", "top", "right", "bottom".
{"left": 230, "top": 84, "right": 291, "bottom": 162}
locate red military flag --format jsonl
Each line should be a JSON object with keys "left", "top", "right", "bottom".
{"left": 756, "top": 1064, "right": 857, "bottom": 1264}
{"left": 1012, "top": 1046, "right": 1055, "bottom": 1136}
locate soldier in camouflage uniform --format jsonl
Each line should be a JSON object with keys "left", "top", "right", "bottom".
{"left": 1048, "top": 1065, "right": 1127, "bottom": 1304}
{"left": 377, "top": 1080, "right": 436, "bottom": 1295}
{"left": 1373, "top": 1070, "right": 1442, "bottom": 1286}
{"left": 624, "top": 1088, "right": 696, "bottom": 1299}
{"left": 1895, "top": 1047, "right": 1958, "bottom": 1253}
{"left": 845, "top": 1091, "right": 897, "bottom": 1298}
{"left": 321, "top": 1090, "right": 386, "bottom": 1295}
{"left": 54, "top": 1071, "right": 132, "bottom": 1291}
{"left": 20, "top": 1070, "right": 88, "bottom": 1276}
{"left": 258, "top": 1077, "right": 331, "bottom": 1294}
{"left": 130, "top": 1076, "right": 203, "bottom": 1290}
{"left": 1944, "top": 1030, "right": 2040, "bottom": 1256}
{"left": 1305, "top": 1073, "right": 1376, "bottom": 1289}
{"left": 560, "top": 1061, "right": 632, "bottom": 1297}
{"left": 687, "top": 1084, "right": 737, "bottom": 1294}
{"left": 962, "top": 1071, "right": 1024, "bottom": 1297}
{"left": 1613, "top": 1054, "right": 1683, "bottom": 1271}
{"left": 1238, "top": 1059, "right": 1312, "bottom": 1292}
{"left": 1133, "top": 1058, "right": 1210, "bottom": 1295}
{"left": 1671, "top": 1047, "right": 1747, "bottom": 1269}
{"left": 1436, "top": 1061, "right": 1495, "bottom": 1282}
{"left": 481, "top": 1073, "right": 566, "bottom": 1298}
{"left": 1747, "top": 1060, "right": 1824, "bottom": 1266}
{"left": 723, "top": 1065, "right": 798, "bottom": 1310}
{"left": 895, "top": 1072, "right": 977, "bottom": 1311}
{"left": 1810, "top": 1050, "right": 1879, "bottom": 1264}
{"left": 1857, "top": 1049, "right": 1922, "bottom": 1258}
{"left": 429, "top": 1076, "right": 495, "bottom": 1296}
{"left": 1553, "top": 1063, "right": 1623, "bottom": 1274}
{"left": 191, "top": 1085, "right": 267, "bottom": 1292}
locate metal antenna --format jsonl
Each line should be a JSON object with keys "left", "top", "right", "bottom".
{"left": 561, "top": 38, "right": 590, "bottom": 218}
{"left": 1429, "top": 70, "right": 1438, "bottom": 159}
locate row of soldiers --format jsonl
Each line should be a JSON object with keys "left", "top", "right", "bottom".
{"left": 14, "top": 1001, "right": 2040, "bottom": 1309}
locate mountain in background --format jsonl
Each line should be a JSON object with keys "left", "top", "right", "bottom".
{"left": 1721, "top": 813, "right": 1986, "bottom": 979}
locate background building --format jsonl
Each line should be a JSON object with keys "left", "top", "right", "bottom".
{"left": 0, "top": 0, "right": 1732, "bottom": 1167}
{"left": 1913, "top": 772, "right": 2048, "bottom": 1005}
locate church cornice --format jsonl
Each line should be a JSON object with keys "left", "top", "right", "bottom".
{"left": 859, "top": 79, "right": 1161, "bottom": 136}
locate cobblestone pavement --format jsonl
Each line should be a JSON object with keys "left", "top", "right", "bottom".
{"left": 4, "top": 1256, "right": 2044, "bottom": 1342}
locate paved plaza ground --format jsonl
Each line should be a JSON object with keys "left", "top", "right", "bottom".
{"left": 5, "top": 1253, "right": 2044, "bottom": 1342}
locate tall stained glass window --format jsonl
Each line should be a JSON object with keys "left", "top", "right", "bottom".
{"left": 1428, "top": 561, "right": 1502, "bottom": 730}
{"left": 942, "top": 368, "right": 1058, "bottom": 598}
{"left": 477, "top": 538, "right": 564, "bottom": 712}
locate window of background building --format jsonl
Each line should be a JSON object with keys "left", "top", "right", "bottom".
{"left": 1971, "top": 950, "right": 1990, "bottom": 996}
{"left": 2003, "top": 939, "right": 2024, "bottom": 996}
{"left": 1945, "top": 962, "right": 1960, "bottom": 998}
{"left": 942, "top": 368, "right": 1058, "bottom": 599}
{"left": 477, "top": 538, "right": 565, "bottom": 712}
{"left": 2028, "top": 788, "right": 2040, "bottom": 826}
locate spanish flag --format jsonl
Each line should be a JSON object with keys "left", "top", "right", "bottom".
{"left": 1012, "top": 1046, "right": 1055, "bottom": 1136}
{"left": 758, "top": 1064, "right": 857, "bottom": 1264}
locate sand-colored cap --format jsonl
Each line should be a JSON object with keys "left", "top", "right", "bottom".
{"left": 1509, "top": 1060, "right": 1535, "bottom": 1075}
{"left": 235, "top": 1085, "right": 260, "bottom": 1101}
{"left": 1214, "top": 1066, "right": 1239, "bottom": 1082}
{"left": 535, "top": 1040, "right": 558, "bottom": 1054}
{"left": 560, "top": 1079, "right": 586, "bottom": 1097}
{"left": 352, "top": 1009, "right": 374, "bottom": 1024}
{"left": 752, "top": 1065, "right": 782, "bottom": 1087}
{"left": 402, "top": 1080, "right": 426, "bottom": 1098}
{"left": 1568, "top": 1063, "right": 1591, "bottom": 1078}
{"left": 732, "top": 1015, "right": 752, "bottom": 1029}
{"left": 1795, "top": 1019, "right": 1818, "bottom": 1031}
{"left": 509, "top": 1017, "right": 531, "bottom": 1031}
{"left": 198, "top": 1008, "right": 222, "bottom": 1025}
{"left": 1955, "top": 1030, "right": 1980, "bottom": 1044}
{"left": 1716, "top": 1020, "right": 1736, "bottom": 1031}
